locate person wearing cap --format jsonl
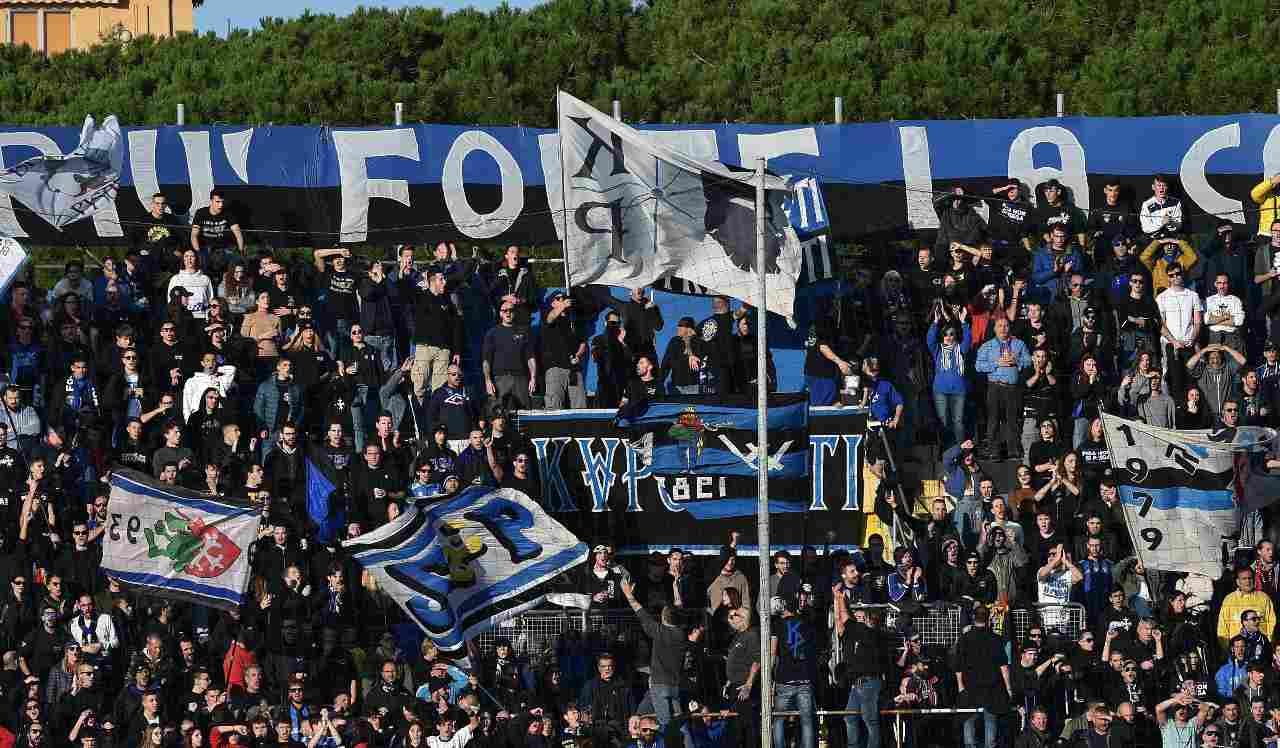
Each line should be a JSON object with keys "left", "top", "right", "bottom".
{"left": 578, "top": 544, "right": 624, "bottom": 608}
{"left": 662, "top": 316, "right": 709, "bottom": 396}
{"left": 933, "top": 186, "right": 987, "bottom": 256}
{"left": 540, "top": 291, "right": 587, "bottom": 410}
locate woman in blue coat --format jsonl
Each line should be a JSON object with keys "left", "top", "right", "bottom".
{"left": 927, "top": 318, "right": 972, "bottom": 448}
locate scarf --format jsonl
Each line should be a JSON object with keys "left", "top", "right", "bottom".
{"left": 939, "top": 341, "right": 964, "bottom": 374}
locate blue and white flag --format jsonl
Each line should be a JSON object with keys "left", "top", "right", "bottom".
{"left": 1100, "top": 413, "right": 1277, "bottom": 576}
{"left": 305, "top": 456, "right": 344, "bottom": 544}
{"left": 617, "top": 394, "right": 810, "bottom": 520}
{"left": 103, "top": 469, "right": 261, "bottom": 611}
{"left": 345, "top": 487, "right": 588, "bottom": 651}
{"left": 0, "top": 115, "right": 122, "bottom": 230}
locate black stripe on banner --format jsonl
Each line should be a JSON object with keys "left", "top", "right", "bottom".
{"left": 1123, "top": 465, "right": 1233, "bottom": 491}
{"left": 347, "top": 504, "right": 432, "bottom": 557}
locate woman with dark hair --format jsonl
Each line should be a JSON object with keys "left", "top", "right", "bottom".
{"left": 219, "top": 263, "right": 256, "bottom": 318}
{"left": 1034, "top": 451, "right": 1084, "bottom": 537}
{"left": 1070, "top": 353, "right": 1109, "bottom": 448}
{"left": 708, "top": 586, "right": 743, "bottom": 659}
{"left": 1176, "top": 385, "right": 1212, "bottom": 429}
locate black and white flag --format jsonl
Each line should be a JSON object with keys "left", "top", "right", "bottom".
{"left": 548, "top": 91, "right": 803, "bottom": 319}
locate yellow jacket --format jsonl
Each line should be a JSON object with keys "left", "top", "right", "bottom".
{"left": 1139, "top": 238, "right": 1198, "bottom": 296}
{"left": 1250, "top": 178, "right": 1280, "bottom": 236}
{"left": 1217, "top": 590, "right": 1276, "bottom": 651}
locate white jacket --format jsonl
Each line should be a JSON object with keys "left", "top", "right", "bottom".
{"left": 1140, "top": 195, "right": 1183, "bottom": 236}
{"left": 68, "top": 612, "right": 118, "bottom": 656}
{"left": 168, "top": 271, "right": 215, "bottom": 319}
{"left": 182, "top": 366, "right": 237, "bottom": 421}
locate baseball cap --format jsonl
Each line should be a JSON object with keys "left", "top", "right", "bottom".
{"left": 1266, "top": 340, "right": 1278, "bottom": 352}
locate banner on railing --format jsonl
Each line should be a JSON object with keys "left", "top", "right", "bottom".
{"left": 4, "top": 114, "right": 1280, "bottom": 246}
{"left": 519, "top": 406, "right": 865, "bottom": 553}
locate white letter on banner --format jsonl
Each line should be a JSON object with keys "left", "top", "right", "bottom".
{"left": 898, "top": 126, "right": 939, "bottom": 229}
{"left": 1262, "top": 125, "right": 1280, "bottom": 197}
{"left": 442, "top": 130, "right": 524, "bottom": 240}
{"left": 127, "top": 130, "right": 161, "bottom": 212}
{"left": 736, "top": 128, "right": 818, "bottom": 166}
{"left": 1008, "top": 126, "right": 1089, "bottom": 210}
{"left": 1180, "top": 123, "right": 1244, "bottom": 222}
{"left": 809, "top": 435, "right": 840, "bottom": 511}
{"left": 332, "top": 130, "right": 420, "bottom": 243}
{"left": 178, "top": 131, "right": 215, "bottom": 217}
{"left": 0, "top": 133, "right": 63, "bottom": 237}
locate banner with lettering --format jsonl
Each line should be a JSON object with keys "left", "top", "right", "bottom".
{"left": 519, "top": 406, "right": 866, "bottom": 554}
{"left": 5, "top": 113, "right": 1280, "bottom": 245}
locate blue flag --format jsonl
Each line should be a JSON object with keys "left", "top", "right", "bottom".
{"left": 306, "top": 457, "right": 341, "bottom": 544}
{"left": 617, "top": 394, "right": 810, "bottom": 519}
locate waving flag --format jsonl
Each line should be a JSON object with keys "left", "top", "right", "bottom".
{"left": 617, "top": 394, "right": 809, "bottom": 519}
{"left": 1100, "top": 413, "right": 1278, "bottom": 576}
{"left": 103, "top": 469, "right": 261, "bottom": 611}
{"left": 0, "top": 115, "right": 122, "bottom": 230}
{"left": 551, "top": 91, "right": 803, "bottom": 319}
{"left": 345, "top": 487, "right": 587, "bottom": 651}
{"left": 306, "top": 456, "right": 343, "bottom": 544}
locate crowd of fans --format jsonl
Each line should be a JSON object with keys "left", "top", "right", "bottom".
{"left": 8, "top": 169, "right": 1280, "bottom": 748}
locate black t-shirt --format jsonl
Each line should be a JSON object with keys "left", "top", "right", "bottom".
{"left": 905, "top": 267, "right": 941, "bottom": 306}
{"left": 987, "top": 198, "right": 1032, "bottom": 247}
{"left": 323, "top": 269, "right": 358, "bottom": 320}
{"left": 500, "top": 472, "right": 541, "bottom": 503}
{"left": 803, "top": 326, "right": 840, "bottom": 379}
{"left": 287, "top": 349, "right": 332, "bottom": 389}
{"left": 539, "top": 315, "right": 581, "bottom": 370}
{"left": 192, "top": 207, "right": 237, "bottom": 250}
{"left": 131, "top": 212, "right": 185, "bottom": 256}
{"left": 772, "top": 614, "right": 817, "bottom": 683}
{"left": 1032, "top": 202, "right": 1083, "bottom": 239}
{"left": 625, "top": 376, "right": 663, "bottom": 405}
{"left": 339, "top": 345, "right": 383, "bottom": 389}
{"left": 274, "top": 380, "right": 293, "bottom": 428}
{"left": 1085, "top": 201, "right": 1137, "bottom": 246}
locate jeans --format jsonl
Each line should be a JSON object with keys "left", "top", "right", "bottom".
{"left": 932, "top": 391, "right": 965, "bottom": 447}
{"left": 648, "top": 683, "right": 682, "bottom": 730}
{"left": 350, "top": 384, "right": 374, "bottom": 452}
{"left": 772, "top": 682, "right": 815, "bottom": 748}
{"left": 325, "top": 318, "right": 353, "bottom": 357}
{"left": 364, "top": 334, "right": 396, "bottom": 372}
{"left": 844, "top": 675, "right": 881, "bottom": 748}
{"left": 963, "top": 709, "right": 997, "bottom": 748}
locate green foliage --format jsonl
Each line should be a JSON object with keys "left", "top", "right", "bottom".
{"left": 1, "top": 0, "right": 1278, "bottom": 126}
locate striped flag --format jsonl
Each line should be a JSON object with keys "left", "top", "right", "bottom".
{"left": 345, "top": 487, "right": 587, "bottom": 651}
{"left": 616, "top": 394, "right": 810, "bottom": 519}
{"left": 102, "top": 469, "right": 260, "bottom": 610}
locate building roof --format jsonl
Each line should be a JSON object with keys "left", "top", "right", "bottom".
{"left": 0, "top": 0, "right": 122, "bottom": 5}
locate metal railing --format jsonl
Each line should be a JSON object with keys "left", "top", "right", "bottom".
{"left": 1007, "top": 602, "right": 1088, "bottom": 644}
{"left": 828, "top": 604, "right": 963, "bottom": 672}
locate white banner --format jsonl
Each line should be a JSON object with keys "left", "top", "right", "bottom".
{"left": 0, "top": 115, "right": 122, "bottom": 230}
{"left": 102, "top": 469, "right": 261, "bottom": 611}
{"left": 555, "top": 91, "right": 802, "bottom": 319}
{"left": 346, "top": 487, "right": 587, "bottom": 651}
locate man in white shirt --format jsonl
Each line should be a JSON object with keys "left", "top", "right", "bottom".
{"left": 1204, "top": 272, "right": 1246, "bottom": 351}
{"left": 426, "top": 713, "right": 474, "bottom": 747}
{"left": 1157, "top": 264, "right": 1202, "bottom": 396}
{"left": 68, "top": 594, "right": 117, "bottom": 665}
{"left": 181, "top": 350, "right": 237, "bottom": 421}
{"left": 1140, "top": 174, "right": 1183, "bottom": 240}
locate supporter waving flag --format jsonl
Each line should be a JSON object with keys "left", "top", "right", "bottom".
{"left": 102, "top": 468, "right": 262, "bottom": 611}
{"left": 1099, "top": 412, "right": 1278, "bottom": 577}
{"left": 616, "top": 393, "right": 809, "bottom": 519}
{"left": 345, "top": 486, "right": 587, "bottom": 651}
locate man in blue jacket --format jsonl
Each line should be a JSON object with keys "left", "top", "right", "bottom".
{"left": 1031, "top": 224, "right": 1088, "bottom": 305}
{"left": 975, "top": 318, "right": 1032, "bottom": 461}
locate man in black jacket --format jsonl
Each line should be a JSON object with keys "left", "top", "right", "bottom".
{"left": 842, "top": 607, "right": 888, "bottom": 748}
{"left": 410, "top": 269, "right": 464, "bottom": 394}
{"left": 622, "top": 578, "right": 686, "bottom": 729}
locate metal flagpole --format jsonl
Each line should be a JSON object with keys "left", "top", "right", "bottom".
{"left": 756, "top": 157, "right": 772, "bottom": 748}
{"left": 555, "top": 89, "right": 573, "bottom": 292}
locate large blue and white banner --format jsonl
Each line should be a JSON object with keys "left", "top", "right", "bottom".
{"left": 7, "top": 112, "right": 1280, "bottom": 248}
{"left": 1099, "top": 413, "right": 1277, "bottom": 576}
{"left": 103, "top": 469, "right": 261, "bottom": 611}
{"left": 345, "top": 487, "right": 588, "bottom": 651}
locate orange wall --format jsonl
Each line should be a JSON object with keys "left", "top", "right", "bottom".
{"left": 3, "top": 0, "right": 194, "bottom": 53}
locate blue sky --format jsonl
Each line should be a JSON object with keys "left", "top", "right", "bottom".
{"left": 195, "top": 0, "right": 544, "bottom": 35}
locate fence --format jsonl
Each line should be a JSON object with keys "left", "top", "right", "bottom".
{"left": 1007, "top": 603, "right": 1088, "bottom": 644}
{"left": 827, "top": 603, "right": 964, "bottom": 672}
{"left": 474, "top": 607, "right": 651, "bottom": 671}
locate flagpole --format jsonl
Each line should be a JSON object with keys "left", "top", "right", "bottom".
{"left": 556, "top": 89, "right": 573, "bottom": 293}
{"left": 755, "top": 156, "right": 772, "bottom": 748}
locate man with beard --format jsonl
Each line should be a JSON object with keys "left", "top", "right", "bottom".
{"left": 858, "top": 355, "right": 904, "bottom": 459}
{"left": 981, "top": 525, "right": 1029, "bottom": 605}
{"left": 698, "top": 296, "right": 742, "bottom": 396}
{"left": 934, "top": 187, "right": 987, "bottom": 255}
{"left": 906, "top": 247, "right": 942, "bottom": 308}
